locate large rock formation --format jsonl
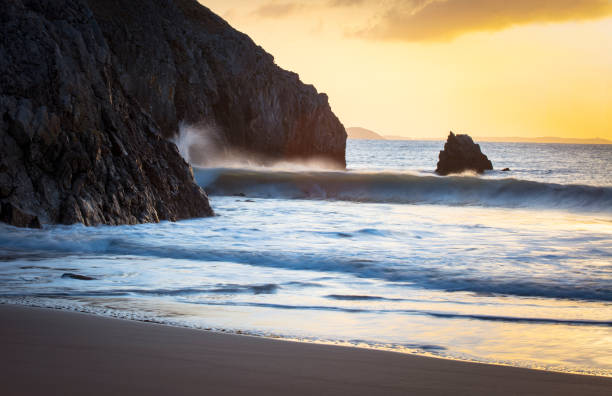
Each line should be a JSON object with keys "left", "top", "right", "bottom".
{"left": 0, "top": 0, "right": 346, "bottom": 227}
{"left": 87, "top": 0, "right": 346, "bottom": 166}
{"left": 435, "top": 132, "right": 493, "bottom": 175}
{"left": 0, "top": 0, "right": 213, "bottom": 227}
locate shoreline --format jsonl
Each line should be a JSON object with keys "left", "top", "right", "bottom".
{"left": 4, "top": 298, "right": 609, "bottom": 378}
{"left": 2, "top": 304, "right": 611, "bottom": 395}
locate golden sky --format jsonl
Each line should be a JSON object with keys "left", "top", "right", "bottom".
{"left": 201, "top": 0, "right": 612, "bottom": 139}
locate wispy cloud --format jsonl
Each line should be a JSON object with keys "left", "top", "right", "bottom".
{"left": 357, "top": 0, "right": 612, "bottom": 41}
{"left": 251, "top": 2, "right": 304, "bottom": 18}
{"left": 328, "top": 0, "right": 367, "bottom": 6}
{"left": 249, "top": 0, "right": 368, "bottom": 19}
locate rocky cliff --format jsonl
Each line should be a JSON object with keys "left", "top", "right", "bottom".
{"left": 87, "top": 0, "right": 346, "bottom": 166}
{"left": 0, "top": 0, "right": 346, "bottom": 227}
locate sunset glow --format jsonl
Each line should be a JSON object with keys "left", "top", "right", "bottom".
{"left": 3, "top": 1, "right": 612, "bottom": 390}
{"left": 203, "top": 0, "right": 612, "bottom": 140}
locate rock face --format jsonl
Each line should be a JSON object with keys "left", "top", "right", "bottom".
{"left": 87, "top": 0, "right": 346, "bottom": 166}
{"left": 435, "top": 132, "right": 493, "bottom": 175}
{"left": 0, "top": 0, "right": 346, "bottom": 227}
{"left": 0, "top": 0, "right": 213, "bottom": 227}
{"left": 0, "top": 203, "right": 41, "bottom": 228}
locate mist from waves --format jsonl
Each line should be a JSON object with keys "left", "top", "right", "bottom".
{"left": 171, "top": 122, "right": 343, "bottom": 170}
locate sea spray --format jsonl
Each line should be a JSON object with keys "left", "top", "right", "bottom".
{"left": 172, "top": 123, "right": 343, "bottom": 169}
{"left": 172, "top": 122, "right": 227, "bottom": 166}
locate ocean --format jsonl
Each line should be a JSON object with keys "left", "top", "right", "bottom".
{"left": 1, "top": 140, "right": 611, "bottom": 376}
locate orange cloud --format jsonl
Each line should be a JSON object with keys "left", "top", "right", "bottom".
{"left": 358, "top": 0, "right": 612, "bottom": 41}
{"left": 250, "top": 0, "right": 367, "bottom": 19}
{"left": 251, "top": 2, "right": 304, "bottom": 18}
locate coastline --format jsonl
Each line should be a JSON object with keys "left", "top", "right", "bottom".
{"left": 2, "top": 304, "right": 611, "bottom": 396}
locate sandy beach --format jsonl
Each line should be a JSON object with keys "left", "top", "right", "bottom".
{"left": 1, "top": 304, "right": 610, "bottom": 396}
{"left": 2, "top": 1, "right": 611, "bottom": 395}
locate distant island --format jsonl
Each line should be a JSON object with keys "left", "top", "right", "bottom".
{"left": 346, "top": 127, "right": 386, "bottom": 140}
{"left": 348, "top": 127, "right": 611, "bottom": 144}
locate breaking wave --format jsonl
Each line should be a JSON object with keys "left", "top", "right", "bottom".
{"left": 1, "top": 229, "right": 610, "bottom": 301}
{"left": 195, "top": 168, "right": 612, "bottom": 213}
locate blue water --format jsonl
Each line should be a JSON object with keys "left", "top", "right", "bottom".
{"left": 1, "top": 140, "right": 611, "bottom": 376}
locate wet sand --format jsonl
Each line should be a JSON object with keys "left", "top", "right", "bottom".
{"left": 1, "top": 304, "right": 610, "bottom": 395}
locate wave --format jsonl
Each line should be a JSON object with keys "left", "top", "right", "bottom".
{"left": 326, "top": 294, "right": 402, "bottom": 301}
{"left": 193, "top": 301, "right": 612, "bottom": 327}
{"left": 2, "top": 231, "right": 611, "bottom": 301}
{"left": 194, "top": 168, "right": 612, "bottom": 212}
{"left": 6, "top": 292, "right": 605, "bottom": 327}
{"left": 0, "top": 283, "right": 281, "bottom": 298}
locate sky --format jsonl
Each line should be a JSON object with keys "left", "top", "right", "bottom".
{"left": 201, "top": 0, "right": 612, "bottom": 140}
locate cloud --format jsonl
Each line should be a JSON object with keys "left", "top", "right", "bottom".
{"left": 249, "top": 0, "right": 367, "bottom": 19}
{"left": 328, "top": 0, "right": 367, "bottom": 6}
{"left": 251, "top": 2, "right": 304, "bottom": 18}
{"left": 357, "top": 0, "right": 612, "bottom": 42}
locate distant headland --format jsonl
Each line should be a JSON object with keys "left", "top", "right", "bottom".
{"left": 345, "top": 127, "right": 385, "bottom": 140}
{"left": 347, "top": 127, "right": 611, "bottom": 145}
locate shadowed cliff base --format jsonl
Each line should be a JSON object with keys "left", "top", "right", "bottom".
{"left": 0, "top": 0, "right": 345, "bottom": 227}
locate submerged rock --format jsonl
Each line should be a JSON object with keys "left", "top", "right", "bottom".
{"left": 0, "top": 0, "right": 345, "bottom": 227}
{"left": 61, "top": 273, "right": 96, "bottom": 281}
{"left": 435, "top": 132, "right": 493, "bottom": 175}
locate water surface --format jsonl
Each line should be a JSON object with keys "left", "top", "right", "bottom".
{"left": 1, "top": 140, "right": 610, "bottom": 376}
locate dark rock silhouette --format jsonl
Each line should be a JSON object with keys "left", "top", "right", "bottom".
{"left": 61, "top": 273, "right": 96, "bottom": 281}
{"left": 435, "top": 132, "right": 493, "bottom": 175}
{"left": 0, "top": 0, "right": 213, "bottom": 227}
{"left": 88, "top": 0, "right": 346, "bottom": 167}
{"left": 0, "top": 0, "right": 345, "bottom": 227}
{"left": 501, "top": 168, "right": 511, "bottom": 172}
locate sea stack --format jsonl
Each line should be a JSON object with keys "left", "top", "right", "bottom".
{"left": 435, "top": 132, "right": 493, "bottom": 175}
{"left": 0, "top": 0, "right": 346, "bottom": 227}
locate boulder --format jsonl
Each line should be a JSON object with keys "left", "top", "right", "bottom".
{"left": 435, "top": 132, "right": 493, "bottom": 175}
